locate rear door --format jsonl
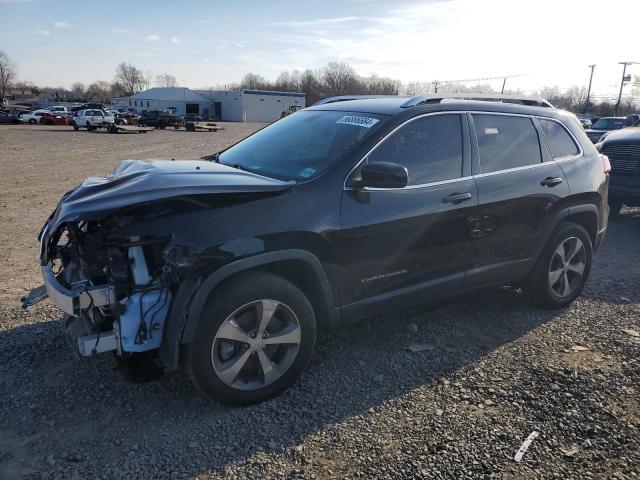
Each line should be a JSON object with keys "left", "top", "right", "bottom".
{"left": 339, "top": 113, "right": 477, "bottom": 319}
{"left": 467, "top": 113, "right": 570, "bottom": 286}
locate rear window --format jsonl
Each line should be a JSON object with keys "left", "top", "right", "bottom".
{"left": 473, "top": 114, "right": 542, "bottom": 173}
{"left": 539, "top": 119, "right": 580, "bottom": 159}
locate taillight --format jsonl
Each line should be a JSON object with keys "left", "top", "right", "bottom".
{"left": 600, "top": 154, "right": 611, "bottom": 174}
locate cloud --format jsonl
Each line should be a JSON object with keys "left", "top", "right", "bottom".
{"left": 144, "top": 34, "right": 160, "bottom": 42}
{"left": 53, "top": 21, "right": 72, "bottom": 28}
{"left": 270, "top": 16, "right": 360, "bottom": 28}
{"left": 34, "top": 30, "right": 50, "bottom": 35}
{"left": 169, "top": 36, "right": 180, "bottom": 44}
{"left": 112, "top": 27, "right": 135, "bottom": 34}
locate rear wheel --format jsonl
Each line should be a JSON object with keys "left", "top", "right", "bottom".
{"left": 528, "top": 222, "right": 592, "bottom": 309}
{"left": 29, "top": 119, "right": 36, "bottom": 124}
{"left": 72, "top": 122, "right": 79, "bottom": 131}
{"left": 186, "top": 272, "right": 316, "bottom": 405}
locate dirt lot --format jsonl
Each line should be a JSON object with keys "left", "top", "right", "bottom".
{"left": 0, "top": 124, "right": 639, "bottom": 479}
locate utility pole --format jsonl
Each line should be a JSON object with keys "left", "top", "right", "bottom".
{"left": 432, "top": 81, "right": 438, "bottom": 93}
{"left": 584, "top": 64, "right": 595, "bottom": 114}
{"left": 501, "top": 77, "right": 507, "bottom": 94}
{"left": 615, "top": 61, "right": 637, "bottom": 115}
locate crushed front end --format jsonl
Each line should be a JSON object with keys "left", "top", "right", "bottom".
{"left": 30, "top": 216, "right": 173, "bottom": 359}
{"left": 20, "top": 158, "right": 294, "bottom": 367}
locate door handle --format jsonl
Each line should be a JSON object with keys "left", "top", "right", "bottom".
{"left": 540, "top": 176, "right": 563, "bottom": 187}
{"left": 442, "top": 192, "right": 472, "bottom": 204}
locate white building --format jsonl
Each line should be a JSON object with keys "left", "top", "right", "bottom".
{"left": 196, "top": 89, "right": 306, "bottom": 123}
{"left": 111, "top": 87, "right": 213, "bottom": 117}
{"left": 112, "top": 87, "right": 306, "bottom": 122}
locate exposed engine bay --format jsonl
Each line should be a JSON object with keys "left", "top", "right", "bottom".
{"left": 39, "top": 218, "right": 174, "bottom": 359}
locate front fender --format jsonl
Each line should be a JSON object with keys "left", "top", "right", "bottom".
{"left": 159, "top": 249, "right": 338, "bottom": 370}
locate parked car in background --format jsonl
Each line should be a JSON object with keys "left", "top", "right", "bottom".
{"left": 42, "top": 111, "right": 68, "bottom": 125}
{"left": 0, "top": 111, "right": 23, "bottom": 124}
{"left": 48, "top": 106, "right": 69, "bottom": 113}
{"left": 596, "top": 121, "right": 640, "bottom": 214}
{"left": 22, "top": 94, "right": 610, "bottom": 405}
{"left": 114, "top": 111, "right": 140, "bottom": 125}
{"left": 19, "top": 109, "right": 49, "bottom": 124}
{"left": 139, "top": 110, "right": 182, "bottom": 129}
{"left": 71, "top": 109, "right": 115, "bottom": 131}
{"left": 595, "top": 114, "right": 640, "bottom": 144}
{"left": 182, "top": 113, "right": 203, "bottom": 123}
{"left": 575, "top": 114, "right": 592, "bottom": 129}
{"left": 585, "top": 116, "right": 626, "bottom": 143}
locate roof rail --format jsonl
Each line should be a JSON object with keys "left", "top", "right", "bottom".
{"left": 401, "top": 93, "right": 554, "bottom": 108}
{"left": 313, "top": 95, "right": 401, "bottom": 106}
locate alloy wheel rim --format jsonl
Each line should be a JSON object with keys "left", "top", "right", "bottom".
{"left": 548, "top": 236, "right": 586, "bottom": 298}
{"left": 211, "top": 299, "right": 301, "bottom": 391}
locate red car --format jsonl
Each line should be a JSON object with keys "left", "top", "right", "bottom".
{"left": 42, "top": 112, "right": 67, "bottom": 125}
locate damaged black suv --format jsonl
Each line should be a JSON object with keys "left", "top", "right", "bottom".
{"left": 23, "top": 94, "right": 610, "bottom": 405}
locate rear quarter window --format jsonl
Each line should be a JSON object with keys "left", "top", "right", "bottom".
{"left": 539, "top": 119, "right": 580, "bottom": 159}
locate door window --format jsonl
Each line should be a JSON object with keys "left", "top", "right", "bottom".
{"left": 539, "top": 119, "right": 579, "bottom": 159}
{"left": 367, "top": 114, "right": 463, "bottom": 185}
{"left": 473, "top": 114, "right": 542, "bottom": 173}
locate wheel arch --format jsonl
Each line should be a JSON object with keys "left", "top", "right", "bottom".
{"left": 534, "top": 203, "right": 599, "bottom": 267}
{"left": 159, "top": 249, "right": 340, "bottom": 370}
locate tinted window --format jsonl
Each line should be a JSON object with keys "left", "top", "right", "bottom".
{"left": 473, "top": 114, "right": 541, "bottom": 173}
{"left": 367, "top": 114, "right": 463, "bottom": 185}
{"left": 539, "top": 119, "right": 579, "bottom": 159}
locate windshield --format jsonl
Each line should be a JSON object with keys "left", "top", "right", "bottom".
{"left": 592, "top": 118, "right": 625, "bottom": 130}
{"left": 218, "top": 110, "right": 387, "bottom": 181}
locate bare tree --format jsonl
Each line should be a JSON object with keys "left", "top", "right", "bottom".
{"left": 114, "top": 62, "right": 150, "bottom": 96}
{"left": 0, "top": 50, "right": 17, "bottom": 99}
{"left": 85, "top": 81, "right": 112, "bottom": 103}
{"left": 156, "top": 73, "right": 177, "bottom": 88}
{"left": 322, "top": 61, "right": 358, "bottom": 96}
{"left": 240, "top": 73, "right": 269, "bottom": 90}
{"left": 299, "top": 69, "right": 321, "bottom": 104}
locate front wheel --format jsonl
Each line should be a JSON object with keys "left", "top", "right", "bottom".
{"left": 527, "top": 222, "right": 592, "bottom": 309}
{"left": 186, "top": 272, "right": 316, "bottom": 405}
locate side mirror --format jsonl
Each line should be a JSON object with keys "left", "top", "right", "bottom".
{"left": 355, "top": 162, "right": 408, "bottom": 189}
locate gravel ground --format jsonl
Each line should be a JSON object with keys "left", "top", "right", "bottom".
{"left": 0, "top": 125, "right": 639, "bottom": 479}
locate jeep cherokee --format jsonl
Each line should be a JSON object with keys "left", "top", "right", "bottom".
{"left": 22, "top": 94, "right": 610, "bottom": 405}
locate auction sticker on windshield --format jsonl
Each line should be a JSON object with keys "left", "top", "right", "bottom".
{"left": 336, "top": 115, "right": 380, "bottom": 128}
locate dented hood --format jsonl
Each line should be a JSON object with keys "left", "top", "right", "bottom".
{"left": 46, "top": 159, "right": 294, "bottom": 227}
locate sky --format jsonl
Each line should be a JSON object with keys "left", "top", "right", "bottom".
{"left": 1, "top": 0, "right": 639, "bottom": 101}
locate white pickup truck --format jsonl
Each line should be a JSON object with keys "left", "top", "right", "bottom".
{"left": 72, "top": 109, "right": 115, "bottom": 131}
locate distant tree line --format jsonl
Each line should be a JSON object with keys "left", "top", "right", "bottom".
{"left": 1, "top": 49, "right": 638, "bottom": 116}
{"left": 226, "top": 61, "right": 400, "bottom": 105}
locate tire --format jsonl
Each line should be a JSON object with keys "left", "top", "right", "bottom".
{"left": 186, "top": 272, "right": 316, "bottom": 405}
{"left": 528, "top": 222, "right": 593, "bottom": 309}
{"left": 73, "top": 122, "right": 79, "bottom": 131}
{"left": 609, "top": 198, "right": 623, "bottom": 216}
{"left": 86, "top": 122, "right": 93, "bottom": 131}
{"left": 29, "top": 119, "right": 36, "bottom": 124}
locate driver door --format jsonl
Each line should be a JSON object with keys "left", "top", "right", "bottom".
{"left": 337, "top": 113, "right": 478, "bottom": 320}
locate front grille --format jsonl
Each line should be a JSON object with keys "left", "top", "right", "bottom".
{"left": 603, "top": 143, "right": 640, "bottom": 175}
